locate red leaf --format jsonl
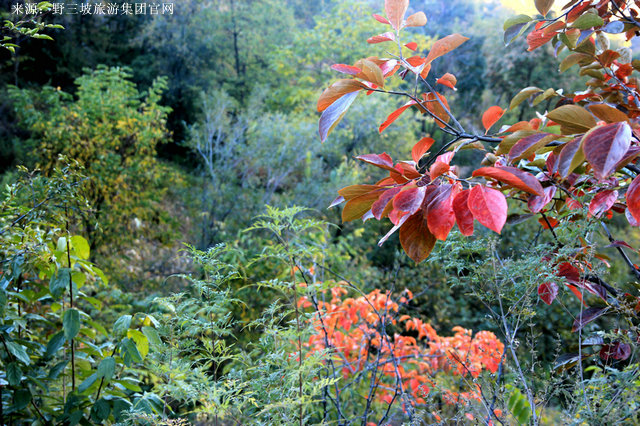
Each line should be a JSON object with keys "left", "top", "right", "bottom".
{"left": 372, "top": 186, "right": 403, "bottom": 219}
{"left": 393, "top": 184, "right": 427, "bottom": 215}
{"left": 539, "top": 216, "right": 559, "bottom": 229}
{"left": 583, "top": 122, "right": 632, "bottom": 180}
{"left": 355, "top": 152, "right": 397, "bottom": 173}
{"left": 567, "top": 284, "right": 586, "bottom": 305}
{"left": 528, "top": 186, "right": 557, "bottom": 213}
{"left": 626, "top": 175, "right": 640, "bottom": 223}
{"left": 331, "top": 64, "right": 362, "bottom": 75}
{"left": 436, "top": 73, "right": 457, "bottom": 90}
{"left": 467, "top": 185, "right": 507, "bottom": 234}
{"left": 379, "top": 100, "right": 417, "bottom": 133}
{"left": 399, "top": 212, "right": 437, "bottom": 263}
{"left": 452, "top": 189, "right": 474, "bottom": 236}
{"left": 367, "top": 31, "right": 396, "bottom": 44}
{"left": 372, "top": 13, "right": 390, "bottom": 24}
{"left": 526, "top": 28, "right": 556, "bottom": 51}
{"left": 319, "top": 91, "right": 359, "bottom": 142}
{"left": 411, "top": 137, "right": 435, "bottom": 163}
{"left": 509, "top": 132, "right": 560, "bottom": 162}
{"left": 482, "top": 106, "right": 504, "bottom": 133}
{"left": 472, "top": 166, "right": 544, "bottom": 196}
{"left": 429, "top": 162, "right": 450, "bottom": 180}
{"left": 588, "top": 190, "right": 618, "bottom": 218}
{"left": 600, "top": 342, "right": 632, "bottom": 361}
{"left": 425, "top": 184, "right": 458, "bottom": 240}
{"left": 404, "top": 42, "right": 417, "bottom": 52}
{"left": 557, "top": 262, "right": 581, "bottom": 283}
{"left": 554, "top": 136, "right": 583, "bottom": 178}
{"left": 425, "top": 34, "right": 469, "bottom": 64}
{"left": 385, "top": 0, "right": 409, "bottom": 30}
{"left": 572, "top": 307, "right": 607, "bottom": 332}
{"left": 538, "top": 282, "right": 559, "bottom": 305}
{"left": 605, "top": 240, "right": 633, "bottom": 249}
{"left": 626, "top": 207, "right": 640, "bottom": 226}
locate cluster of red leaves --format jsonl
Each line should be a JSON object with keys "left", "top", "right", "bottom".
{"left": 299, "top": 285, "right": 504, "bottom": 407}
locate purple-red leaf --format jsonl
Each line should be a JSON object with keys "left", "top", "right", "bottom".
{"left": 452, "top": 189, "right": 474, "bottom": 236}
{"left": 583, "top": 121, "right": 631, "bottom": 180}
{"left": 355, "top": 152, "right": 397, "bottom": 173}
{"left": 573, "top": 307, "right": 607, "bottom": 332}
{"left": 528, "top": 186, "right": 557, "bottom": 213}
{"left": 626, "top": 175, "right": 640, "bottom": 223}
{"left": 588, "top": 190, "right": 618, "bottom": 218}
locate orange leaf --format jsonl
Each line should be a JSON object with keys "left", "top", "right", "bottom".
{"left": 482, "top": 106, "right": 504, "bottom": 132}
{"left": 412, "top": 137, "right": 435, "bottom": 163}
{"left": 379, "top": 100, "right": 417, "bottom": 133}
{"left": 472, "top": 166, "right": 544, "bottom": 196}
{"left": 425, "top": 34, "right": 469, "bottom": 64}
{"left": 317, "top": 79, "right": 365, "bottom": 112}
{"left": 354, "top": 59, "right": 385, "bottom": 88}
{"left": 405, "top": 42, "right": 418, "bottom": 51}
{"left": 424, "top": 92, "right": 451, "bottom": 128}
{"left": 385, "top": 0, "right": 409, "bottom": 30}
{"left": 367, "top": 32, "right": 396, "bottom": 44}
{"left": 436, "top": 73, "right": 457, "bottom": 89}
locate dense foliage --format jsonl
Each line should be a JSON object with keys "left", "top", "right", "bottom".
{"left": 2, "top": 0, "right": 640, "bottom": 424}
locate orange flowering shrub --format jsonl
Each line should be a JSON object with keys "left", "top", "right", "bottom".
{"left": 299, "top": 283, "right": 504, "bottom": 408}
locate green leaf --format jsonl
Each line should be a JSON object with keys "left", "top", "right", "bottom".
{"left": 63, "top": 308, "right": 80, "bottom": 340}
{"left": 14, "top": 388, "right": 31, "bottom": 410}
{"left": 504, "top": 22, "right": 531, "bottom": 46}
{"left": 32, "top": 34, "right": 54, "bottom": 41}
{"left": 142, "top": 326, "right": 162, "bottom": 347}
{"left": 6, "top": 342, "right": 30, "bottom": 365}
{"left": 97, "top": 357, "right": 116, "bottom": 381}
{"left": 121, "top": 338, "right": 142, "bottom": 365}
{"left": 6, "top": 362, "right": 22, "bottom": 386}
{"left": 113, "top": 315, "right": 132, "bottom": 337}
{"left": 78, "top": 372, "right": 98, "bottom": 393}
{"left": 70, "top": 236, "right": 90, "bottom": 260}
{"left": 127, "top": 329, "right": 149, "bottom": 358}
{"left": 49, "top": 360, "right": 68, "bottom": 379}
{"left": 503, "top": 14, "right": 532, "bottom": 31}
{"left": 571, "top": 13, "right": 604, "bottom": 30}
{"left": 509, "top": 87, "right": 542, "bottom": 110}
{"left": 49, "top": 268, "right": 70, "bottom": 298}
{"left": 45, "top": 331, "right": 66, "bottom": 357}
{"left": 90, "top": 398, "right": 111, "bottom": 422}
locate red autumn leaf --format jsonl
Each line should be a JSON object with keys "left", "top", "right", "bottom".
{"left": 467, "top": 185, "right": 507, "bottom": 234}
{"left": 394, "top": 162, "right": 421, "bottom": 179}
{"left": 399, "top": 212, "right": 437, "bottom": 263}
{"left": 482, "top": 106, "right": 504, "bottom": 133}
{"left": 411, "top": 137, "right": 435, "bottom": 163}
{"left": 385, "top": 0, "right": 409, "bottom": 30}
{"left": 554, "top": 136, "right": 584, "bottom": 178}
{"left": 605, "top": 240, "right": 634, "bottom": 249}
{"left": 372, "top": 186, "right": 403, "bottom": 219}
{"left": 526, "top": 28, "right": 556, "bottom": 51}
{"left": 556, "top": 262, "right": 580, "bottom": 283}
{"left": 528, "top": 186, "right": 557, "bottom": 213}
{"left": 539, "top": 216, "right": 559, "bottom": 229}
{"left": 626, "top": 208, "right": 640, "bottom": 226}
{"left": 355, "top": 152, "right": 397, "bottom": 173}
{"left": 424, "top": 92, "right": 451, "bottom": 128}
{"left": 372, "top": 13, "right": 390, "bottom": 24}
{"left": 626, "top": 175, "right": 640, "bottom": 223}
{"left": 508, "top": 132, "right": 560, "bottom": 162}
{"left": 538, "top": 282, "right": 559, "bottom": 305}
{"left": 367, "top": 31, "right": 396, "bottom": 44}
{"left": 425, "top": 184, "right": 458, "bottom": 240}
{"left": 425, "top": 34, "right": 470, "bottom": 64}
{"left": 393, "top": 184, "right": 427, "bottom": 215}
{"left": 600, "top": 342, "right": 632, "bottom": 361}
{"left": 583, "top": 121, "right": 632, "bottom": 180}
{"left": 331, "top": 64, "right": 362, "bottom": 75}
{"left": 436, "top": 73, "right": 457, "bottom": 89}
{"left": 429, "top": 162, "right": 450, "bottom": 181}
{"left": 317, "top": 79, "right": 365, "bottom": 112}
{"left": 405, "top": 42, "right": 418, "bottom": 51}
{"left": 572, "top": 307, "right": 607, "bottom": 332}
{"left": 319, "top": 91, "right": 360, "bottom": 142}
{"left": 379, "top": 100, "right": 417, "bottom": 133}
{"left": 588, "top": 190, "right": 618, "bottom": 218}
{"left": 452, "top": 189, "right": 474, "bottom": 236}
{"left": 472, "top": 166, "right": 544, "bottom": 196}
